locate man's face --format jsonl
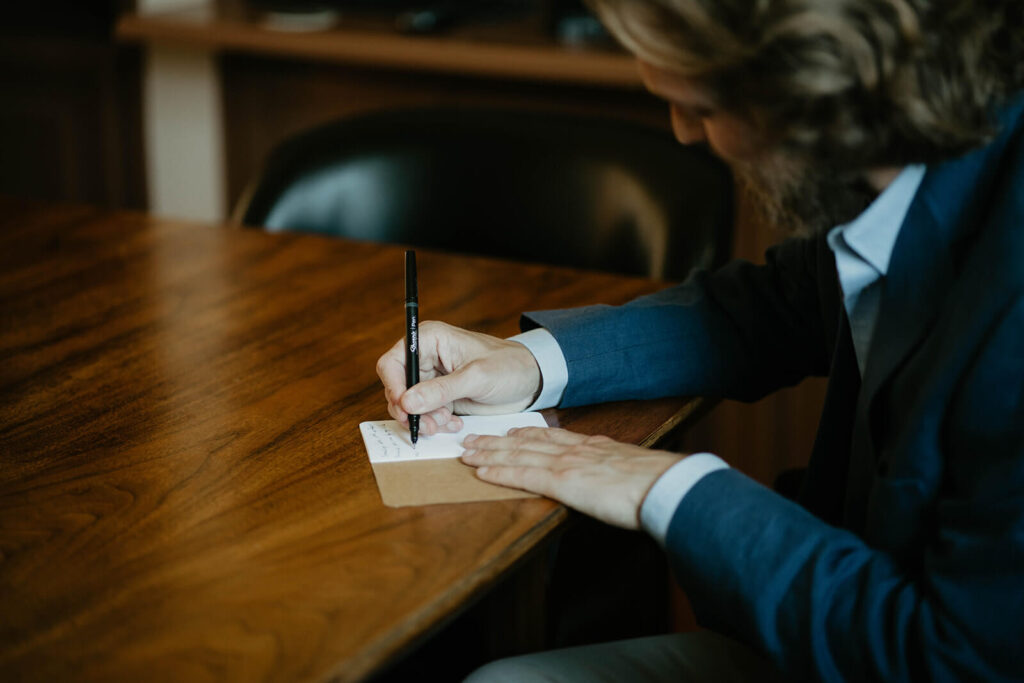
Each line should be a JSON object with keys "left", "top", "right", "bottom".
{"left": 638, "top": 60, "right": 876, "bottom": 235}
{"left": 637, "top": 60, "right": 762, "bottom": 163}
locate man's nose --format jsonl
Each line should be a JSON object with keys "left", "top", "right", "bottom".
{"left": 670, "top": 105, "right": 707, "bottom": 145}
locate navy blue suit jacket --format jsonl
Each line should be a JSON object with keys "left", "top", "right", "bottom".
{"left": 523, "top": 94, "right": 1024, "bottom": 680}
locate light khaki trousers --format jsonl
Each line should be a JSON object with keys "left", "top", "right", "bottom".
{"left": 464, "top": 630, "right": 783, "bottom": 683}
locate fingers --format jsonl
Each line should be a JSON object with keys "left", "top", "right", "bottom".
{"left": 420, "top": 408, "right": 463, "bottom": 436}
{"left": 461, "top": 429, "right": 583, "bottom": 470}
{"left": 473, "top": 464, "right": 557, "bottom": 498}
{"left": 463, "top": 428, "right": 588, "bottom": 500}
{"left": 461, "top": 430, "right": 564, "bottom": 495}
{"left": 442, "top": 414, "right": 464, "bottom": 433}
{"left": 460, "top": 428, "right": 588, "bottom": 460}
{"left": 401, "top": 363, "right": 485, "bottom": 416}
{"left": 378, "top": 329, "right": 461, "bottom": 423}
{"left": 377, "top": 321, "right": 541, "bottom": 422}
{"left": 376, "top": 322, "right": 455, "bottom": 404}
{"left": 376, "top": 337, "right": 411, "bottom": 406}
{"left": 387, "top": 401, "right": 463, "bottom": 435}
{"left": 506, "top": 426, "right": 588, "bottom": 445}
{"left": 462, "top": 446, "right": 562, "bottom": 470}
{"left": 462, "top": 432, "right": 567, "bottom": 457}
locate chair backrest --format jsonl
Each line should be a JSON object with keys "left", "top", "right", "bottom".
{"left": 235, "top": 107, "right": 733, "bottom": 280}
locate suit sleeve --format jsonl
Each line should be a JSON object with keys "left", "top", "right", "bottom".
{"left": 522, "top": 234, "right": 834, "bottom": 407}
{"left": 664, "top": 295, "right": 1024, "bottom": 681}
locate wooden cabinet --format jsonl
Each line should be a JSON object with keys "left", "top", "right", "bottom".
{"left": 0, "top": 2, "right": 145, "bottom": 209}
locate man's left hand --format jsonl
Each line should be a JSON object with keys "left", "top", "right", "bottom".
{"left": 460, "top": 427, "right": 684, "bottom": 530}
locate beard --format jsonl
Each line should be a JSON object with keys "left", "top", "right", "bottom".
{"left": 730, "top": 151, "right": 879, "bottom": 237}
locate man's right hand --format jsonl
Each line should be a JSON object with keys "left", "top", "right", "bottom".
{"left": 375, "top": 321, "right": 542, "bottom": 437}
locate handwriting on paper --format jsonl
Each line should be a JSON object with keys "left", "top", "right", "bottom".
{"left": 359, "top": 412, "right": 548, "bottom": 463}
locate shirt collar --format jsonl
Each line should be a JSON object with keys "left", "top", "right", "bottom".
{"left": 827, "top": 164, "right": 926, "bottom": 276}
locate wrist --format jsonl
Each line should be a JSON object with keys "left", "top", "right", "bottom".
{"left": 640, "top": 453, "right": 729, "bottom": 544}
{"left": 507, "top": 328, "right": 567, "bottom": 410}
{"left": 510, "top": 340, "right": 543, "bottom": 406}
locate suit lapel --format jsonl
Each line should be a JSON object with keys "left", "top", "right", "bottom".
{"left": 856, "top": 194, "right": 954, "bottom": 436}
{"left": 844, "top": 198, "right": 953, "bottom": 527}
{"left": 842, "top": 96, "right": 1024, "bottom": 528}
{"left": 801, "top": 305, "right": 860, "bottom": 526}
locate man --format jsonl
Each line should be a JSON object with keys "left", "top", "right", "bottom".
{"left": 376, "top": 0, "right": 1024, "bottom": 679}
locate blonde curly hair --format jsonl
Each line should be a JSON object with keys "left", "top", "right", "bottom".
{"left": 590, "top": 0, "right": 1023, "bottom": 170}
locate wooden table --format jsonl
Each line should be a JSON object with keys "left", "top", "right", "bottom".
{"left": 0, "top": 200, "right": 696, "bottom": 682}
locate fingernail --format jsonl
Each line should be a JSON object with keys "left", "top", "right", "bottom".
{"left": 404, "top": 393, "right": 424, "bottom": 412}
{"left": 463, "top": 435, "right": 477, "bottom": 445}
{"left": 462, "top": 449, "right": 476, "bottom": 458}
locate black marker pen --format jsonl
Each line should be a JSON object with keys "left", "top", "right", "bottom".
{"left": 404, "top": 250, "right": 420, "bottom": 446}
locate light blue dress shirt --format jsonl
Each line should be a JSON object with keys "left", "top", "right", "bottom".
{"left": 827, "top": 165, "right": 926, "bottom": 374}
{"left": 511, "top": 164, "right": 926, "bottom": 543}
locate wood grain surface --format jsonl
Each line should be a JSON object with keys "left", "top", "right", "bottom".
{"left": 0, "top": 199, "right": 693, "bottom": 682}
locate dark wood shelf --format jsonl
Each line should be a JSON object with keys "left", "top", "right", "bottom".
{"left": 116, "top": 1, "right": 644, "bottom": 88}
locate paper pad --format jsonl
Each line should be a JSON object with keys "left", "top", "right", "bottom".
{"left": 360, "top": 412, "right": 547, "bottom": 507}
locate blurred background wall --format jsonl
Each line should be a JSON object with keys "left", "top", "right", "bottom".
{"left": 0, "top": 0, "right": 146, "bottom": 210}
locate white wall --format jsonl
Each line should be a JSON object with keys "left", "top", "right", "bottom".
{"left": 139, "top": 0, "right": 225, "bottom": 222}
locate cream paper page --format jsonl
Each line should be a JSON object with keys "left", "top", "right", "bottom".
{"left": 360, "top": 412, "right": 548, "bottom": 463}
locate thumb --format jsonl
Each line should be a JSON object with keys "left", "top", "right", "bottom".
{"left": 402, "top": 364, "right": 488, "bottom": 414}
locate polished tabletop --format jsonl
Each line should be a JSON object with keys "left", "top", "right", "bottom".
{"left": 0, "top": 199, "right": 695, "bottom": 681}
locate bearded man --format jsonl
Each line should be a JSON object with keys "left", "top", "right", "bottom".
{"left": 376, "top": 0, "right": 1024, "bottom": 679}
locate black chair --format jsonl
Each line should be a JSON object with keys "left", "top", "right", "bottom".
{"left": 234, "top": 107, "right": 733, "bottom": 280}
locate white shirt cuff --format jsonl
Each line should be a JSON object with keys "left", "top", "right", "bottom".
{"left": 507, "top": 328, "right": 568, "bottom": 411}
{"left": 640, "top": 453, "right": 729, "bottom": 545}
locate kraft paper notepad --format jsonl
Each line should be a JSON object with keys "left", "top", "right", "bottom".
{"left": 360, "top": 412, "right": 548, "bottom": 507}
